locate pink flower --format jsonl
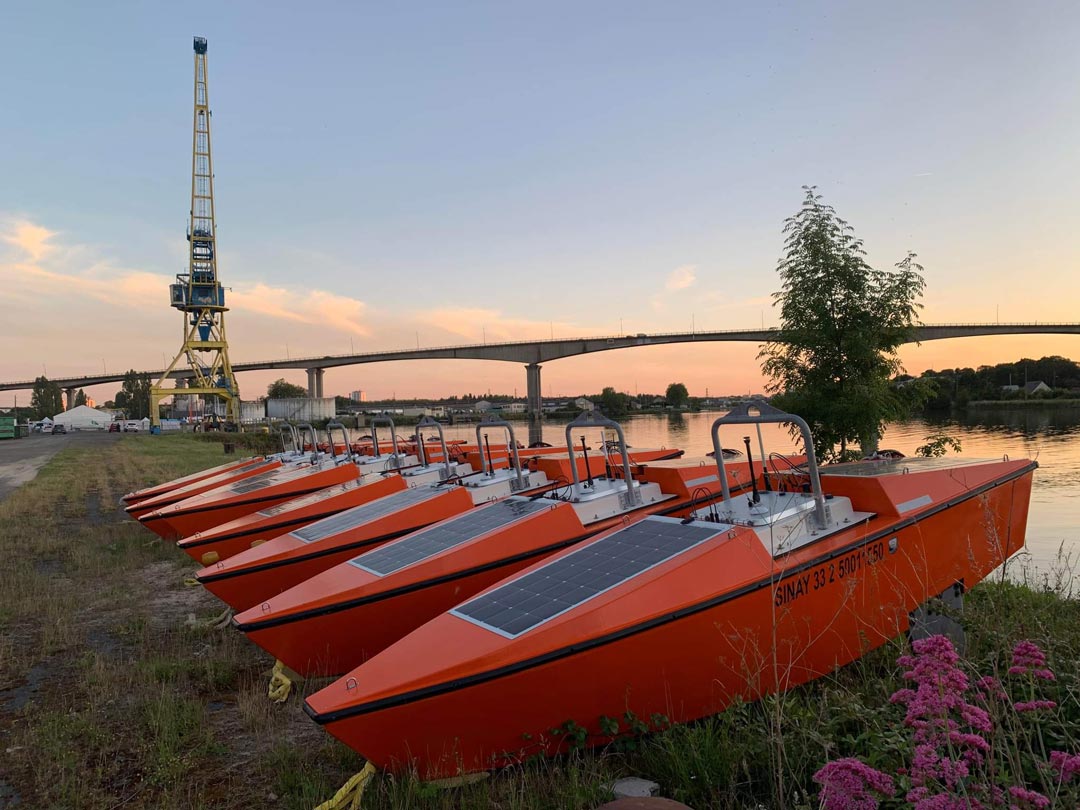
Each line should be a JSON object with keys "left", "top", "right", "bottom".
{"left": 975, "top": 675, "right": 1008, "bottom": 701}
{"left": 1012, "top": 700, "right": 1056, "bottom": 714}
{"left": 813, "top": 758, "right": 895, "bottom": 810}
{"left": 1048, "top": 750, "right": 1080, "bottom": 783}
{"left": 1007, "top": 785, "right": 1050, "bottom": 809}
{"left": 1009, "top": 641, "right": 1053, "bottom": 679}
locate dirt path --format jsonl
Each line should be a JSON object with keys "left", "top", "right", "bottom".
{"left": 0, "top": 433, "right": 118, "bottom": 501}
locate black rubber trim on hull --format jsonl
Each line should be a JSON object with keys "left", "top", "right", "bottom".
{"left": 234, "top": 530, "right": 599, "bottom": 632}
{"left": 306, "top": 462, "right": 1036, "bottom": 726}
{"left": 141, "top": 484, "right": 334, "bottom": 522}
{"left": 195, "top": 526, "right": 426, "bottom": 584}
{"left": 180, "top": 510, "right": 343, "bottom": 549}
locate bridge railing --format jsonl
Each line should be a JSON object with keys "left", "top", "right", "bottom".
{"left": 5, "top": 323, "right": 1079, "bottom": 390}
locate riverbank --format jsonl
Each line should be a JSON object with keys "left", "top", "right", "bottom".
{"left": 965, "top": 399, "right": 1080, "bottom": 409}
{"left": 1, "top": 435, "right": 1077, "bottom": 809}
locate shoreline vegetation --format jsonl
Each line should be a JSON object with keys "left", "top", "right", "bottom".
{"left": 1, "top": 435, "right": 1078, "bottom": 809}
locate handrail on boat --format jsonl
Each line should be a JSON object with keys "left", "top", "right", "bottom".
{"left": 563, "top": 411, "right": 638, "bottom": 507}
{"left": 711, "top": 402, "right": 826, "bottom": 528}
{"left": 366, "top": 413, "right": 402, "bottom": 466}
{"left": 278, "top": 423, "right": 300, "bottom": 456}
{"left": 296, "top": 422, "right": 321, "bottom": 465}
{"left": 474, "top": 415, "right": 524, "bottom": 490}
{"left": 414, "top": 416, "right": 452, "bottom": 477}
{"left": 325, "top": 420, "right": 353, "bottom": 464}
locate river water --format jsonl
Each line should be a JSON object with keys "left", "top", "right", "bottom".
{"left": 429, "top": 407, "right": 1080, "bottom": 580}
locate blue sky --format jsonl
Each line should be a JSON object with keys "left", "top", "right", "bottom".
{"left": 3, "top": 1, "right": 1079, "bottom": 402}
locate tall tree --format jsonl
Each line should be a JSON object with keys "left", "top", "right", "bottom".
{"left": 598, "top": 387, "right": 630, "bottom": 418}
{"left": 114, "top": 370, "right": 152, "bottom": 419}
{"left": 760, "top": 187, "right": 927, "bottom": 462}
{"left": 73, "top": 389, "right": 87, "bottom": 407}
{"left": 30, "top": 376, "right": 63, "bottom": 420}
{"left": 267, "top": 378, "right": 309, "bottom": 399}
{"left": 665, "top": 382, "right": 689, "bottom": 409}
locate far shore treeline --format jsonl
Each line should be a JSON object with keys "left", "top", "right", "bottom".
{"left": 906, "top": 355, "right": 1080, "bottom": 409}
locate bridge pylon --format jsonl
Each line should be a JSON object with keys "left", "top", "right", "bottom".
{"left": 151, "top": 37, "right": 240, "bottom": 426}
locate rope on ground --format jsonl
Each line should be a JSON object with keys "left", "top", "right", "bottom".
{"left": 313, "top": 762, "right": 377, "bottom": 810}
{"left": 183, "top": 570, "right": 202, "bottom": 588}
{"left": 184, "top": 607, "right": 234, "bottom": 630}
{"left": 268, "top": 659, "right": 297, "bottom": 703}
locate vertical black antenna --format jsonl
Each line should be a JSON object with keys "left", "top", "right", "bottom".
{"left": 744, "top": 436, "right": 760, "bottom": 504}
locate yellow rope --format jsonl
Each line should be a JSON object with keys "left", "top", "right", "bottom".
{"left": 313, "top": 762, "right": 377, "bottom": 810}
{"left": 185, "top": 607, "right": 234, "bottom": 630}
{"left": 183, "top": 571, "right": 202, "bottom": 587}
{"left": 268, "top": 659, "right": 297, "bottom": 703}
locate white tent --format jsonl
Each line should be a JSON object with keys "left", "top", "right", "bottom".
{"left": 53, "top": 405, "right": 115, "bottom": 431}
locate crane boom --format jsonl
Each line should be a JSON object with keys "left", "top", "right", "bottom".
{"left": 151, "top": 36, "right": 240, "bottom": 427}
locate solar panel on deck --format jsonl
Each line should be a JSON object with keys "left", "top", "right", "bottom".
{"left": 290, "top": 487, "right": 443, "bottom": 543}
{"left": 453, "top": 517, "right": 720, "bottom": 638}
{"left": 257, "top": 480, "right": 362, "bottom": 517}
{"left": 353, "top": 498, "right": 548, "bottom": 576}
{"left": 228, "top": 469, "right": 286, "bottom": 494}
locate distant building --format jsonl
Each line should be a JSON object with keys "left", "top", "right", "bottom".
{"left": 1024, "top": 381, "right": 1052, "bottom": 395}
{"left": 349, "top": 390, "right": 367, "bottom": 403}
{"left": 472, "top": 400, "right": 494, "bottom": 412}
{"left": 574, "top": 397, "right": 595, "bottom": 412}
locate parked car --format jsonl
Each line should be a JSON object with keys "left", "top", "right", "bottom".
{"left": 123, "top": 420, "right": 141, "bottom": 433}
{"left": 51, "top": 424, "right": 67, "bottom": 435}
{"left": 108, "top": 422, "right": 120, "bottom": 433}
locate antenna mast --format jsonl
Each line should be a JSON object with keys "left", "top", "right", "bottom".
{"left": 151, "top": 36, "right": 240, "bottom": 426}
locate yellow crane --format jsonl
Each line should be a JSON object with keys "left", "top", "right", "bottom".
{"left": 151, "top": 36, "right": 239, "bottom": 427}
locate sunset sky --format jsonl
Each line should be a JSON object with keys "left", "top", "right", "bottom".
{"left": 4, "top": 1, "right": 1079, "bottom": 406}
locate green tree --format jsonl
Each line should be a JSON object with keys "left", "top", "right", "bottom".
{"left": 665, "top": 382, "right": 689, "bottom": 409}
{"left": 73, "top": 389, "right": 87, "bottom": 407}
{"left": 30, "top": 376, "right": 63, "bottom": 420}
{"left": 113, "top": 370, "right": 152, "bottom": 419}
{"left": 598, "top": 387, "right": 630, "bottom": 418}
{"left": 267, "top": 378, "right": 309, "bottom": 399}
{"left": 759, "top": 187, "right": 927, "bottom": 462}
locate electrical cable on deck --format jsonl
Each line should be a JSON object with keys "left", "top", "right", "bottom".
{"left": 313, "top": 762, "right": 376, "bottom": 810}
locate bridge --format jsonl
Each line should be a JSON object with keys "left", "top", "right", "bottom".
{"left": 7, "top": 322, "right": 1079, "bottom": 443}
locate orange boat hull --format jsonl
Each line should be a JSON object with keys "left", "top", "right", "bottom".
{"left": 305, "top": 460, "right": 1035, "bottom": 778}
{"left": 176, "top": 474, "right": 408, "bottom": 565}
{"left": 196, "top": 486, "right": 476, "bottom": 611}
{"left": 121, "top": 456, "right": 264, "bottom": 506}
{"left": 235, "top": 458, "right": 767, "bottom": 677}
{"left": 126, "top": 459, "right": 284, "bottom": 526}
{"left": 140, "top": 462, "right": 358, "bottom": 540}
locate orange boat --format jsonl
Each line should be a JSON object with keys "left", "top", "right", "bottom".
{"left": 234, "top": 414, "right": 767, "bottom": 677}
{"left": 194, "top": 417, "right": 621, "bottom": 612}
{"left": 124, "top": 424, "right": 331, "bottom": 525}
{"left": 121, "top": 423, "right": 311, "bottom": 509}
{"left": 305, "top": 403, "right": 1037, "bottom": 778}
{"left": 174, "top": 419, "right": 424, "bottom": 564}
{"left": 138, "top": 424, "right": 363, "bottom": 540}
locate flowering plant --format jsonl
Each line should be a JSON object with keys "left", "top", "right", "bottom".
{"left": 813, "top": 636, "right": 1078, "bottom": 809}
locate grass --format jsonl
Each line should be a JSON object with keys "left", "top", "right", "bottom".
{"left": 0, "top": 434, "right": 1077, "bottom": 808}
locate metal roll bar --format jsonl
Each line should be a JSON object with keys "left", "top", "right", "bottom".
{"left": 414, "top": 416, "right": 452, "bottom": 475}
{"left": 325, "top": 420, "right": 353, "bottom": 463}
{"left": 474, "top": 415, "right": 524, "bottom": 489}
{"left": 296, "top": 422, "right": 320, "bottom": 464}
{"left": 710, "top": 402, "right": 826, "bottom": 527}
{"left": 366, "top": 414, "right": 402, "bottom": 466}
{"left": 278, "top": 423, "right": 300, "bottom": 455}
{"left": 564, "top": 411, "right": 638, "bottom": 506}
